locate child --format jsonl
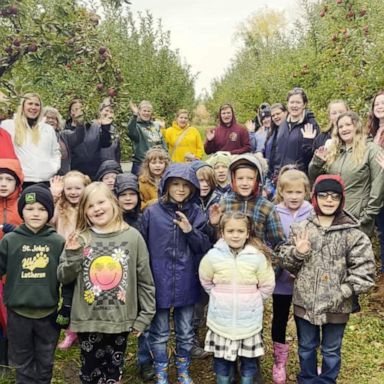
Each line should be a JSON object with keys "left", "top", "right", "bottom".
{"left": 279, "top": 175, "right": 375, "bottom": 383}
{"left": 57, "top": 182, "right": 156, "bottom": 384}
{"left": 199, "top": 212, "right": 275, "bottom": 383}
{"left": 95, "top": 159, "right": 122, "bottom": 190}
{"left": 206, "top": 151, "right": 232, "bottom": 197}
{"left": 139, "top": 146, "right": 170, "bottom": 210}
{"left": 0, "top": 184, "right": 65, "bottom": 383}
{"left": 51, "top": 171, "right": 91, "bottom": 350}
{"left": 141, "top": 163, "right": 211, "bottom": 383}
{"left": 271, "top": 167, "right": 312, "bottom": 384}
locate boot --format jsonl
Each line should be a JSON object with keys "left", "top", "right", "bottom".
{"left": 190, "top": 332, "right": 209, "bottom": 359}
{"left": 216, "top": 374, "right": 231, "bottom": 384}
{"left": 371, "top": 274, "right": 384, "bottom": 301}
{"left": 154, "top": 361, "right": 169, "bottom": 384}
{"left": 175, "top": 355, "right": 194, "bottom": 384}
{"left": 272, "top": 342, "right": 289, "bottom": 384}
{"left": 240, "top": 377, "right": 254, "bottom": 384}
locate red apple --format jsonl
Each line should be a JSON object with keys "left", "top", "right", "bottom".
{"left": 96, "top": 83, "right": 104, "bottom": 91}
{"left": 12, "top": 38, "right": 20, "bottom": 47}
{"left": 336, "top": 0, "right": 343, "bottom": 4}
{"left": 27, "top": 43, "right": 38, "bottom": 52}
{"left": 99, "top": 46, "right": 107, "bottom": 55}
{"left": 360, "top": 9, "right": 367, "bottom": 17}
{"left": 107, "top": 88, "right": 117, "bottom": 97}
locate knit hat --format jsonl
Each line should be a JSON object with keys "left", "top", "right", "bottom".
{"left": 0, "top": 167, "right": 20, "bottom": 186}
{"left": 311, "top": 175, "right": 345, "bottom": 215}
{"left": 259, "top": 107, "right": 271, "bottom": 122}
{"left": 115, "top": 172, "right": 139, "bottom": 196}
{"left": 18, "top": 184, "right": 54, "bottom": 221}
{"left": 206, "top": 151, "right": 232, "bottom": 168}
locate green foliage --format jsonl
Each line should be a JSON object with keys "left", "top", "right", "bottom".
{"left": 208, "top": 0, "right": 384, "bottom": 128}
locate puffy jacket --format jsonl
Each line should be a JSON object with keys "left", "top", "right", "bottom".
{"left": 0, "top": 158, "right": 24, "bottom": 239}
{"left": 279, "top": 211, "right": 375, "bottom": 326}
{"left": 308, "top": 140, "right": 384, "bottom": 235}
{"left": 274, "top": 110, "right": 320, "bottom": 175}
{"left": 0, "top": 128, "right": 16, "bottom": 159}
{"left": 164, "top": 122, "right": 204, "bottom": 162}
{"left": 199, "top": 238, "right": 275, "bottom": 340}
{"left": 141, "top": 163, "right": 211, "bottom": 309}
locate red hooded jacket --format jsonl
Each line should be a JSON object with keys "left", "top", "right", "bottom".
{"left": 0, "top": 128, "right": 17, "bottom": 159}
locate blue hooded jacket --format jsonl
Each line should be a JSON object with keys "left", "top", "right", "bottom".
{"left": 141, "top": 163, "right": 211, "bottom": 309}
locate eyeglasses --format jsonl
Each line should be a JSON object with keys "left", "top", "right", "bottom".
{"left": 317, "top": 192, "right": 341, "bottom": 201}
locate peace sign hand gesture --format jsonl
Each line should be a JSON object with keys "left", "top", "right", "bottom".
{"left": 294, "top": 230, "right": 311, "bottom": 254}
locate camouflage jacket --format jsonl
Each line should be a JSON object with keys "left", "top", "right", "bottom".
{"left": 279, "top": 211, "right": 375, "bottom": 325}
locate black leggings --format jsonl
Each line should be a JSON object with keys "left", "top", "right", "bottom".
{"left": 272, "top": 294, "right": 292, "bottom": 344}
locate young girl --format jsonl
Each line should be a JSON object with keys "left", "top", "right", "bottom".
{"left": 139, "top": 146, "right": 170, "bottom": 210}
{"left": 50, "top": 171, "right": 91, "bottom": 349}
{"left": 279, "top": 175, "right": 375, "bottom": 383}
{"left": 313, "top": 100, "right": 349, "bottom": 151}
{"left": 199, "top": 212, "right": 275, "bottom": 384}
{"left": 57, "top": 182, "right": 156, "bottom": 384}
{"left": 271, "top": 167, "right": 312, "bottom": 384}
{"left": 141, "top": 163, "right": 211, "bottom": 383}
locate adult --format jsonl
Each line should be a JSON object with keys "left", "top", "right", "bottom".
{"left": 64, "top": 99, "right": 113, "bottom": 180}
{"left": 204, "top": 103, "right": 251, "bottom": 155}
{"left": 273, "top": 88, "right": 320, "bottom": 175}
{"left": 366, "top": 90, "right": 384, "bottom": 299}
{"left": 43, "top": 106, "right": 85, "bottom": 175}
{"left": 163, "top": 109, "right": 203, "bottom": 162}
{"left": 127, "top": 100, "right": 167, "bottom": 175}
{"left": 309, "top": 111, "right": 384, "bottom": 236}
{"left": 1, "top": 93, "right": 60, "bottom": 187}
{"left": 313, "top": 100, "right": 349, "bottom": 151}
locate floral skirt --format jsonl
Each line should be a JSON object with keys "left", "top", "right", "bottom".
{"left": 204, "top": 328, "right": 264, "bottom": 361}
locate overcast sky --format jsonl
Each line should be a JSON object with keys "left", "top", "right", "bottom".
{"left": 130, "top": 0, "right": 301, "bottom": 96}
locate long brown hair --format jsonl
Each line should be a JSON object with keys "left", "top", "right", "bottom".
{"left": 219, "top": 212, "right": 272, "bottom": 264}
{"left": 366, "top": 90, "right": 384, "bottom": 137}
{"left": 139, "top": 146, "right": 170, "bottom": 185}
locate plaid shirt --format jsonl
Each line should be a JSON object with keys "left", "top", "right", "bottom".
{"left": 220, "top": 192, "right": 285, "bottom": 250}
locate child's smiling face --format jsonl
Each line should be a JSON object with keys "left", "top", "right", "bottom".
{"left": 149, "top": 157, "right": 166, "bottom": 178}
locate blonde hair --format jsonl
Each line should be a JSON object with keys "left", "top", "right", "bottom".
{"left": 326, "top": 99, "right": 349, "bottom": 132}
{"left": 274, "top": 167, "right": 310, "bottom": 204}
{"left": 76, "top": 182, "right": 127, "bottom": 239}
{"left": 138, "top": 100, "right": 153, "bottom": 111}
{"left": 326, "top": 111, "right": 366, "bottom": 169}
{"left": 57, "top": 171, "right": 91, "bottom": 227}
{"left": 139, "top": 146, "right": 170, "bottom": 185}
{"left": 175, "top": 109, "right": 189, "bottom": 118}
{"left": 196, "top": 166, "right": 217, "bottom": 192}
{"left": 14, "top": 93, "right": 43, "bottom": 146}
{"left": 219, "top": 212, "right": 272, "bottom": 264}
{"left": 43, "top": 106, "right": 65, "bottom": 131}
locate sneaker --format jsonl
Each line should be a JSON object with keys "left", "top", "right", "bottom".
{"left": 190, "top": 345, "right": 209, "bottom": 359}
{"left": 58, "top": 331, "right": 78, "bottom": 350}
{"left": 139, "top": 362, "right": 156, "bottom": 382}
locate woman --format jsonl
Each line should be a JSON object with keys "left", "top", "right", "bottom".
{"left": 64, "top": 99, "right": 114, "bottom": 180}
{"left": 128, "top": 100, "right": 167, "bottom": 175}
{"left": 163, "top": 109, "right": 203, "bottom": 162}
{"left": 274, "top": 88, "right": 320, "bottom": 175}
{"left": 1, "top": 93, "right": 60, "bottom": 187}
{"left": 309, "top": 111, "right": 384, "bottom": 236}
{"left": 44, "top": 106, "right": 85, "bottom": 175}
{"left": 366, "top": 91, "right": 384, "bottom": 300}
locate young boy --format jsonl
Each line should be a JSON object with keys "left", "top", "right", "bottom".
{"left": 280, "top": 175, "right": 375, "bottom": 383}
{"left": 0, "top": 184, "right": 65, "bottom": 383}
{"left": 206, "top": 151, "right": 232, "bottom": 197}
{"left": 95, "top": 159, "right": 122, "bottom": 190}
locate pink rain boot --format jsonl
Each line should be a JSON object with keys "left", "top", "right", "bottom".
{"left": 272, "top": 342, "right": 289, "bottom": 384}
{"left": 58, "top": 329, "right": 78, "bottom": 350}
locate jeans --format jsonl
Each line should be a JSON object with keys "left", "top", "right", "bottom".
{"left": 149, "top": 305, "right": 194, "bottom": 363}
{"left": 295, "top": 316, "right": 346, "bottom": 384}
{"left": 7, "top": 310, "right": 60, "bottom": 384}
{"left": 376, "top": 207, "right": 384, "bottom": 273}
{"left": 214, "top": 357, "right": 258, "bottom": 378}
{"left": 137, "top": 330, "right": 153, "bottom": 365}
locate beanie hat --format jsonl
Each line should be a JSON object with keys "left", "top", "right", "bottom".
{"left": 259, "top": 107, "right": 271, "bottom": 122}
{"left": 0, "top": 167, "right": 20, "bottom": 186}
{"left": 18, "top": 184, "right": 54, "bottom": 221}
{"left": 115, "top": 172, "right": 139, "bottom": 196}
{"left": 311, "top": 175, "right": 345, "bottom": 215}
{"left": 206, "top": 151, "right": 232, "bottom": 168}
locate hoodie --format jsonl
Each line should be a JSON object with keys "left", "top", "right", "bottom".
{"left": 95, "top": 159, "right": 122, "bottom": 181}
{"left": 0, "top": 158, "right": 24, "bottom": 239}
{"left": 204, "top": 105, "right": 251, "bottom": 155}
{"left": 141, "top": 163, "right": 211, "bottom": 308}
{"left": 0, "top": 128, "right": 16, "bottom": 159}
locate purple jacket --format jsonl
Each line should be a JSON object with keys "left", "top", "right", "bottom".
{"left": 274, "top": 201, "right": 313, "bottom": 295}
{"left": 141, "top": 163, "right": 211, "bottom": 309}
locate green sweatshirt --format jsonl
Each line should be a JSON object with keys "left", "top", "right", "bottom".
{"left": 0, "top": 224, "right": 65, "bottom": 317}
{"left": 57, "top": 226, "right": 156, "bottom": 333}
